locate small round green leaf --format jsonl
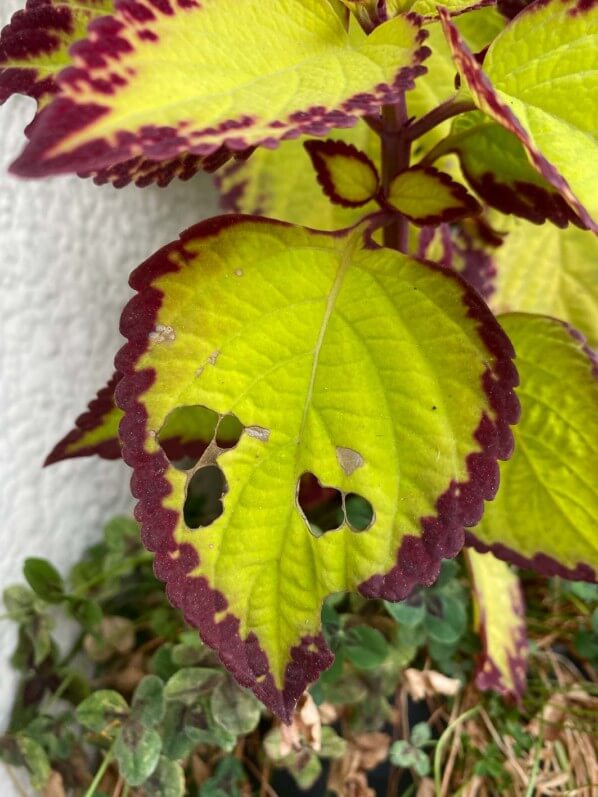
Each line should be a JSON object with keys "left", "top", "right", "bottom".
{"left": 164, "top": 668, "right": 223, "bottom": 706}
{"left": 211, "top": 679, "right": 261, "bottom": 736}
{"left": 131, "top": 675, "right": 166, "bottom": 728}
{"left": 423, "top": 595, "right": 467, "bottom": 645}
{"left": 76, "top": 690, "right": 129, "bottom": 733}
{"left": 343, "top": 626, "right": 389, "bottom": 669}
{"left": 23, "top": 558, "right": 65, "bottom": 604}
{"left": 114, "top": 723, "right": 161, "bottom": 787}
{"left": 142, "top": 756, "right": 185, "bottom": 797}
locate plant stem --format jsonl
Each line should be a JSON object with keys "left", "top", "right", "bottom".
{"left": 83, "top": 744, "right": 115, "bottom": 797}
{"left": 406, "top": 97, "right": 475, "bottom": 143}
{"left": 381, "top": 99, "right": 410, "bottom": 252}
{"left": 433, "top": 705, "right": 480, "bottom": 796}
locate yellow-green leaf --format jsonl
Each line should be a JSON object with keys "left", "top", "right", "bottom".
{"left": 440, "top": 0, "right": 598, "bottom": 232}
{"left": 467, "top": 548, "right": 527, "bottom": 699}
{"left": 470, "top": 314, "right": 598, "bottom": 582}
{"left": 386, "top": 166, "right": 480, "bottom": 225}
{"left": 11, "top": 0, "right": 429, "bottom": 178}
{"left": 116, "top": 215, "right": 518, "bottom": 719}
{"left": 491, "top": 222, "right": 598, "bottom": 350}
{"left": 215, "top": 125, "right": 380, "bottom": 230}
{"left": 304, "top": 139, "right": 380, "bottom": 208}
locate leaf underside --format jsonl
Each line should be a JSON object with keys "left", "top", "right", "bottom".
{"left": 440, "top": 0, "right": 598, "bottom": 233}
{"left": 469, "top": 314, "right": 598, "bottom": 582}
{"left": 10, "top": 0, "right": 430, "bottom": 180}
{"left": 467, "top": 548, "right": 528, "bottom": 699}
{"left": 445, "top": 113, "right": 585, "bottom": 229}
{"left": 115, "top": 214, "right": 518, "bottom": 720}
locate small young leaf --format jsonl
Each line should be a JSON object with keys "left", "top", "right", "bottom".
{"left": 470, "top": 314, "right": 598, "bottom": 581}
{"left": 467, "top": 549, "right": 528, "bottom": 699}
{"left": 114, "top": 722, "right": 161, "bottom": 787}
{"left": 23, "top": 558, "right": 65, "bottom": 604}
{"left": 143, "top": 756, "right": 185, "bottom": 797}
{"left": 217, "top": 124, "right": 380, "bottom": 230}
{"left": 210, "top": 678, "right": 261, "bottom": 736}
{"left": 344, "top": 626, "right": 389, "bottom": 669}
{"left": 76, "top": 690, "right": 129, "bottom": 733}
{"left": 131, "top": 675, "right": 165, "bottom": 728}
{"left": 164, "top": 668, "right": 223, "bottom": 706}
{"left": 386, "top": 167, "right": 481, "bottom": 225}
{"left": 411, "top": 722, "right": 432, "bottom": 747}
{"left": 304, "top": 139, "right": 380, "bottom": 208}
{"left": 3, "top": 585, "right": 36, "bottom": 622}
{"left": 390, "top": 740, "right": 416, "bottom": 767}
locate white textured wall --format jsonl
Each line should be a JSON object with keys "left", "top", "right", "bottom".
{"left": 0, "top": 3, "right": 221, "bottom": 782}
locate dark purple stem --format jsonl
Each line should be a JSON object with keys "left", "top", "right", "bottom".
{"left": 381, "top": 98, "right": 411, "bottom": 253}
{"left": 406, "top": 97, "right": 475, "bottom": 142}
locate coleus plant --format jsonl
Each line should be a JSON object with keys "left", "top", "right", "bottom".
{"left": 2, "top": 0, "right": 596, "bottom": 723}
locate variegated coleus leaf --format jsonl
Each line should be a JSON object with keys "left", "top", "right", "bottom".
{"left": 115, "top": 214, "right": 518, "bottom": 719}
{"left": 439, "top": 0, "right": 598, "bottom": 232}
{"left": 491, "top": 221, "right": 598, "bottom": 350}
{"left": 45, "top": 371, "right": 122, "bottom": 465}
{"left": 466, "top": 548, "right": 527, "bottom": 700}
{"left": 433, "top": 112, "right": 585, "bottom": 229}
{"left": 11, "top": 0, "right": 430, "bottom": 179}
{"left": 386, "top": 166, "right": 481, "bottom": 225}
{"left": 469, "top": 314, "right": 598, "bottom": 582}
{"left": 304, "top": 139, "right": 380, "bottom": 208}
{"left": 0, "top": 0, "right": 112, "bottom": 106}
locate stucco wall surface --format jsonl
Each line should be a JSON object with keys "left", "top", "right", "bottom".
{"left": 0, "top": 4, "right": 221, "bottom": 787}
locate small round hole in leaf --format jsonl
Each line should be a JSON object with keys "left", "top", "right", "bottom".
{"left": 345, "top": 493, "right": 374, "bottom": 532}
{"left": 158, "top": 405, "right": 243, "bottom": 470}
{"left": 184, "top": 465, "right": 227, "bottom": 529}
{"left": 297, "top": 473, "right": 343, "bottom": 537}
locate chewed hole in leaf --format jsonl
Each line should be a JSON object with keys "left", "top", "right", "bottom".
{"left": 184, "top": 465, "right": 227, "bottom": 529}
{"left": 345, "top": 493, "right": 374, "bottom": 532}
{"left": 158, "top": 405, "right": 243, "bottom": 470}
{"left": 297, "top": 473, "right": 344, "bottom": 536}
{"left": 297, "top": 474, "right": 375, "bottom": 537}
